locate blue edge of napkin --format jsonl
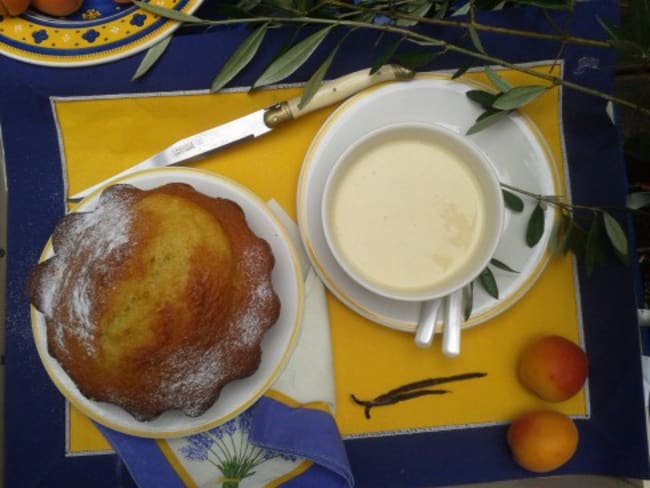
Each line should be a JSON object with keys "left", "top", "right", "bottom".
{"left": 249, "top": 399, "right": 354, "bottom": 487}
{"left": 97, "top": 398, "right": 354, "bottom": 487}
{"left": 4, "top": 1, "right": 650, "bottom": 487}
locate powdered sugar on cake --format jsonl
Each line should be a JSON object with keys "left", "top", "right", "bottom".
{"left": 154, "top": 344, "right": 232, "bottom": 417}
{"left": 234, "top": 245, "right": 277, "bottom": 347}
{"left": 235, "top": 280, "right": 275, "bottom": 347}
{"left": 38, "top": 192, "right": 135, "bottom": 354}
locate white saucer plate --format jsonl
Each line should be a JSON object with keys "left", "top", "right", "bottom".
{"left": 32, "top": 167, "right": 304, "bottom": 438}
{"left": 297, "top": 76, "right": 561, "bottom": 333}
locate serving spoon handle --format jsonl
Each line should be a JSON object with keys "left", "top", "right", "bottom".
{"left": 415, "top": 299, "right": 443, "bottom": 348}
{"left": 442, "top": 289, "right": 463, "bottom": 357}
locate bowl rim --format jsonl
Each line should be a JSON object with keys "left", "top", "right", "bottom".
{"left": 320, "top": 121, "right": 505, "bottom": 302}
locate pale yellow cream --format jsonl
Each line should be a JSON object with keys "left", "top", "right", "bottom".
{"left": 328, "top": 134, "right": 487, "bottom": 293}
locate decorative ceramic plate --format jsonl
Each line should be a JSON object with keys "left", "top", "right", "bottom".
{"left": 298, "top": 75, "right": 561, "bottom": 333}
{"left": 0, "top": 0, "right": 203, "bottom": 67}
{"left": 31, "top": 167, "right": 304, "bottom": 438}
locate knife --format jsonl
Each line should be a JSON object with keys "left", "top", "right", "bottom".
{"left": 69, "top": 64, "right": 415, "bottom": 201}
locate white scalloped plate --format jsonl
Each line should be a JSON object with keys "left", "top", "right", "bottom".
{"left": 31, "top": 167, "right": 304, "bottom": 438}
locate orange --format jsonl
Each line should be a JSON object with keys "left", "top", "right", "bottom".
{"left": 31, "top": 0, "right": 83, "bottom": 16}
{"left": 0, "top": 0, "right": 30, "bottom": 16}
{"left": 507, "top": 410, "right": 579, "bottom": 472}
{"left": 518, "top": 335, "right": 588, "bottom": 402}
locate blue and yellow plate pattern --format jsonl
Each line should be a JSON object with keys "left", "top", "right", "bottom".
{"left": 0, "top": 0, "right": 204, "bottom": 66}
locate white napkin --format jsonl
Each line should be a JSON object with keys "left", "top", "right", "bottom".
{"left": 266, "top": 200, "right": 336, "bottom": 410}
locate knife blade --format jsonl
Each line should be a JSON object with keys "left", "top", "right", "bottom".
{"left": 69, "top": 64, "right": 415, "bottom": 201}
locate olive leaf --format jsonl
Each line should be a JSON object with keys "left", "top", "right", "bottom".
{"left": 466, "top": 109, "right": 510, "bottom": 135}
{"left": 393, "top": 49, "right": 442, "bottom": 70}
{"left": 585, "top": 217, "right": 602, "bottom": 277}
{"left": 466, "top": 89, "right": 497, "bottom": 109}
{"left": 597, "top": 16, "right": 627, "bottom": 41}
{"left": 435, "top": 0, "right": 451, "bottom": 18}
{"left": 484, "top": 66, "right": 512, "bottom": 92}
{"left": 490, "top": 258, "right": 519, "bottom": 273}
{"left": 475, "top": 0, "right": 506, "bottom": 9}
{"left": 132, "top": 36, "right": 172, "bottom": 81}
{"left": 502, "top": 189, "right": 524, "bottom": 212}
{"left": 468, "top": 25, "right": 486, "bottom": 54}
{"left": 564, "top": 221, "right": 588, "bottom": 257}
{"left": 549, "top": 211, "right": 571, "bottom": 255}
{"left": 597, "top": 0, "right": 650, "bottom": 59}
{"left": 558, "top": 219, "right": 576, "bottom": 255}
{"left": 476, "top": 108, "right": 503, "bottom": 121}
{"left": 298, "top": 32, "right": 349, "bottom": 109}
{"left": 494, "top": 184, "right": 630, "bottom": 274}
{"left": 526, "top": 203, "right": 545, "bottom": 247}
{"left": 492, "top": 85, "right": 547, "bottom": 110}
{"left": 265, "top": 0, "right": 296, "bottom": 13}
{"left": 253, "top": 25, "right": 307, "bottom": 81}
{"left": 396, "top": 0, "right": 433, "bottom": 26}
{"left": 371, "top": 36, "right": 404, "bottom": 74}
{"left": 404, "top": 38, "right": 446, "bottom": 47}
{"left": 463, "top": 282, "right": 474, "bottom": 321}
{"left": 478, "top": 267, "right": 499, "bottom": 299}
{"left": 253, "top": 26, "right": 334, "bottom": 88}
{"left": 211, "top": 24, "right": 269, "bottom": 92}
{"left": 602, "top": 211, "right": 629, "bottom": 265}
{"left": 452, "top": 63, "right": 473, "bottom": 79}
{"left": 627, "top": 191, "right": 650, "bottom": 210}
{"left": 467, "top": 78, "right": 546, "bottom": 135}
{"left": 452, "top": 2, "right": 471, "bottom": 16}
{"left": 132, "top": 0, "right": 203, "bottom": 22}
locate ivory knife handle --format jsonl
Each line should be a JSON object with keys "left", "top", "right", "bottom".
{"left": 264, "top": 64, "right": 416, "bottom": 128}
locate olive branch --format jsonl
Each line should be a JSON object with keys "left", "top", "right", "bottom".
{"left": 460, "top": 69, "right": 635, "bottom": 318}
{"left": 130, "top": 0, "right": 650, "bottom": 120}
{"left": 462, "top": 184, "right": 634, "bottom": 320}
{"left": 501, "top": 184, "right": 630, "bottom": 272}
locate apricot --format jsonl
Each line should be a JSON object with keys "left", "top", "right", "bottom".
{"left": 0, "top": 0, "right": 30, "bottom": 16}
{"left": 30, "top": 0, "right": 83, "bottom": 16}
{"left": 507, "top": 410, "right": 578, "bottom": 472}
{"left": 518, "top": 335, "right": 588, "bottom": 402}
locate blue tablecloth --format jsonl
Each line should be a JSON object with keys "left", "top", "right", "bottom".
{"left": 2, "top": 1, "right": 649, "bottom": 486}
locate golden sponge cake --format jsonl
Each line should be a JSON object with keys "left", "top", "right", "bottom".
{"left": 27, "top": 183, "right": 280, "bottom": 421}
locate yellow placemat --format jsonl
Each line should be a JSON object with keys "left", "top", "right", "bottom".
{"left": 52, "top": 64, "right": 582, "bottom": 453}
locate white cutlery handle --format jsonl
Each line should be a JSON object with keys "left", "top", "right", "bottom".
{"left": 264, "top": 65, "right": 415, "bottom": 128}
{"left": 415, "top": 299, "right": 443, "bottom": 348}
{"left": 442, "top": 289, "right": 463, "bottom": 357}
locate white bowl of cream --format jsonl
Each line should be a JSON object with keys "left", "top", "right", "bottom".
{"left": 321, "top": 122, "right": 504, "bottom": 303}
